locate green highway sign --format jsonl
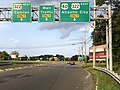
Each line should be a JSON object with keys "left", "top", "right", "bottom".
{"left": 12, "top": 2, "right": 31, "bottom": 22}
{"left": 60, "top": 2, "right": 90, "bottom": 22}
{"left": 78, "top": 56, "right": 83, "bottom": 61}
{"left": 39, "top": 5, "right": 54, "bottom": 22}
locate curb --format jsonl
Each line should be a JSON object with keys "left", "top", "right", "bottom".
{"left": 0, "top": 69, "right": 4, "bottom": 72}
{"left": 0, "top": 64, "right": 43, "bottom": 72}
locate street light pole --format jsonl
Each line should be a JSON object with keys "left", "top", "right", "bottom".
{"left": 108, "top": 1, "right": 113, "bottom": 71}
{"left": 106, "top": 21, "right": 109, "bottom": 69}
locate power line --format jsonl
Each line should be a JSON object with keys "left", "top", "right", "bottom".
{"left": 86, "top": 39, "right": 92, "bottom": 45}
{"left": 86, "top": 35, "right": 92, "bottom": 44}
{"left": 86, "top": 35, "right": 91, "bottom": 42}
{"left": 0, "top": 42, "right": 82, "bottom": 49}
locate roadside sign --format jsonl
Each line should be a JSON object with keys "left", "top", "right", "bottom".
{"left": 12, "top": 2, "right": 31, "bottom": 22}
{"left": 39, "top": 5, "right": 54, "bottom": 22}
{"left": 60, "top": 2, "right": 90, "bottom": 22}
{"left": 78, "top": 56, "right": 83, "bottom": 61}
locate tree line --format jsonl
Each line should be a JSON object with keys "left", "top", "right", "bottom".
{"left": 91, "top": 0, "right": 120, "bottom": 63}
{"left": 0, "top": 50, "right": 86, "bottom": 61}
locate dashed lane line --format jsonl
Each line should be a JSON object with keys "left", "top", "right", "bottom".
{"left": 17, "top": 74, "right": 26, "bottom": 78}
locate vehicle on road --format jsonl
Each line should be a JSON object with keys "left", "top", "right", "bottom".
{"left": 69, "top": 61, "right": 75, "bottom": 65}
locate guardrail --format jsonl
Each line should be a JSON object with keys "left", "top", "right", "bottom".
{"left": 93, "top": 67, "right": 120, "bottom": 84}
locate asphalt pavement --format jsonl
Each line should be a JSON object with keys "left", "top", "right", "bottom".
{"left": 0, "top": 63, "right": 93, "bottom": 90}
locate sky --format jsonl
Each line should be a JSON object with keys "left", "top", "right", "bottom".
{"left": 0, "top": 0, "right": 94, "bottom": 57}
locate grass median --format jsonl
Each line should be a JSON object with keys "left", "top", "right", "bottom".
{"left": 0, "top": 60, "right": 63, "bottom": 70}
{"left": 0, "top": 60, "right": 45, "bottom": 70}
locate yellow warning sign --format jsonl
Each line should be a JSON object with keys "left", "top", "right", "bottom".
{"left": 70, "top": 14, "right": 79, "bottom": 18}
{"left": 42, "top": 14, "right": 51, "bottom": 18}
{"left": 17, "top": 14, "right": 26, "bottom": 18}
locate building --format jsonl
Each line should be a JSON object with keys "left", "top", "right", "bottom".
{"left": 89, "top": 44, "right": 106, "bottom": 61}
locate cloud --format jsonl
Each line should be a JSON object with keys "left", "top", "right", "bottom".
{"left": 39, "top": 23, "right": 91, "bottom": 39}
{"left": 0, "top": 24, "right": 10, "bottom": 30}
{"left": 14, "top": 40, "right": 19, "bottom": 44}
{"left": 10, "top": 38, "right": 20, "bottom": 44}
{"left": 14, "top": 0, "right": 48, "bottom": 5}
{"left": 0, "top": 0, "right": 93, "bottom": 7}
{"left": 15, "top": 0, "right": 91, "bottom": 6}
{"left": 32, "top": 0, "right": 92, "bottom": 39}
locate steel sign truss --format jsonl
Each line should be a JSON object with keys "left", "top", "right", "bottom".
{"left": 0, "top": 6, "right": 109, "bottom": 22}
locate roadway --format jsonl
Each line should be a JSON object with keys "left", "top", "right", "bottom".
{"left": 0, "top": 63, "right": 93, "bottom": 90}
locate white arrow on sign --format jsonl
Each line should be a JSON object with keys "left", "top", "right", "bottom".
{"left": 73, "top": 18, "right": 76, "bottom": 21}
{"left": 45, "top": 18, "right": 48, "bottom": 21}
{"left": 20, "top": 18, "right": 23, "bottom": 21}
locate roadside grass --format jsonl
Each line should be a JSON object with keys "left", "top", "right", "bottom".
{"left": 80, "top": 62, "right": 120, "bottom": 90}
{"left": 115, "top": 67, "right": 120, "bottom": 74}
{"left": 113, "top": 62, "right": 120, "bottom": 74}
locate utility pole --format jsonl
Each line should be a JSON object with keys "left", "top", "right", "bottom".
{"left": 81, "top": 43, "right": 84, "bottom": 61}
{"left": 78, "top": 47, "right": 80, "bottom": 56}
{"left": 106, "top": 21, "right": 109, "bottom": 69}
{"left": 78, "top": 46, "right": 80, "bottom": 61}
{"left": 83, "top": 30, "right": 87, "bottom": 62}
{"left": 93, "top": 0, "right": 96, "bottom": 68}
{"left": 108, "top": 1, "right": 113, "bottom": 71}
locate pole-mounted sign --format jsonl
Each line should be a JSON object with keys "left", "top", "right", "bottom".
{"left": 12, "top": 2, "right": 31, "bottom": 22}
{"left": 39, "top": 5, "right": 54, "bottom": 22}
{"left": 60, "top": 2, "right": 90, "bottom": 22}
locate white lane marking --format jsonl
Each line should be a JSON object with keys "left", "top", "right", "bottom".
{"left": 76, "top": 86, "right": 79, "bottom": 89}
{"left": 96, "top": 86, "right": 98, "bottom": 90}
{"left": 17, "top": 74, "right": 26, "bottom": 78}
{"left": 85, "top": 73, "right": 91, "bottom": 80}
{"left": 39, "top": 68, "right": 42, "bottom": 71}
{"left": 96, "top": 76, "right": 98, "bottom": 90}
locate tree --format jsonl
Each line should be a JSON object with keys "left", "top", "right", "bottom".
{"left": 0, "top": 51, "right": 10, "bottom": 60}
{"left": 10, "top": 51, "right": 19, "bottom": 60}
{"left": 91, "top": 18, "right": 106, "bottom": 46}
{"left": 71, "top": 55, "right": 78, "bottom": 61}
{"left": 96, "top": 0, "right": 105, "bottom": 6}
{"left": 112, "top": 1, "right": 120, "bottom": 62}
{"left": 55, "top": 54, "right": 65, "bottom": 61}
{"left": 19, "top": 55, "right": 29, "bottom": 61}
{"left": 91, "top": 0, "right": 120, "bottom": 63}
